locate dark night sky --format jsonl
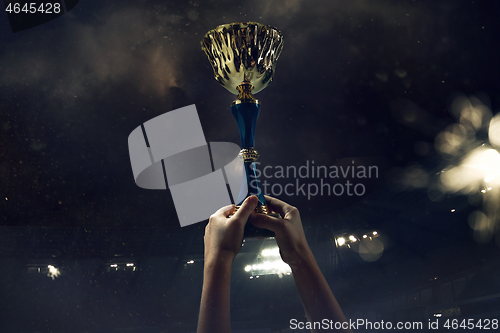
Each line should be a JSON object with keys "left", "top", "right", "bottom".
{"left": 1, "top": 0, "right": 498, "bottom": 228}
{"left": 1, "top": 0, "right": 500, "bottom": 331}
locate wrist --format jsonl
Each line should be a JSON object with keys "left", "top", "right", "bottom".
{"left": 288, "top": 244, "right": 316, "bottom": 271}
{"left": 204, "top": 250, "right": 235, "bottom": 271}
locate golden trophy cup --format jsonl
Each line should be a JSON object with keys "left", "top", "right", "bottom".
{"left": 201, "top": 22, "right": 284, "bottom": 236}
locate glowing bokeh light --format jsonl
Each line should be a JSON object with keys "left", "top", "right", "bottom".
{"left": 47, "top": 265, "right": 61, "bottom": 280}
{"left": 489, "top": 114, "right": 500, "bottom": 149}
{"left": 435, "top": 95, "right": 500, "bottom": 245}
{"left": 246, "top": 246, "right": 291, "bottom": 277}
{"left": 261, "top": 247, "right": 280, "bottom": 257}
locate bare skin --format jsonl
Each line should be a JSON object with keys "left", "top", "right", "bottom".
{"left": 197, "top": 195, "right": 258, "bottom": 333}
{"left": 197, "top": 195, "right": 352, "bottom": 333}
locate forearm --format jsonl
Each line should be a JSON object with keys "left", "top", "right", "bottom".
{"left": 197, "top": 260, "right": 233, "bottom": 333}
{"left": 197, "top": 197, "right": 258, "bottom": 332}
{"left": 291, "top": 249, "right": 351, "bottom": 332}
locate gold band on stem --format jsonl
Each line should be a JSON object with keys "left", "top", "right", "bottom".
{"left": 232, "top": 82, "right": 259, "bottom": 105}
{"left": 239, "top": 147, "right": 260, "bottom": 162}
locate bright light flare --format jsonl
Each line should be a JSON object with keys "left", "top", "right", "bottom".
{"left": 489, "top": 113, "right": 500, "bottom": 149}
{"left": 436, "top": 95, "right": 500, "bottom": 246}
{"left": 245, "top": 245, "right": 291, "bottom": 277}
{"left": 440, "top": 147, "right": 500, "bottom": 194}
{"left": 261, "top": 247, "right": 280, "bottom": 257}
{"left": 337, "top": 237, "right": 346, "bottom": 246}
{"left": 47, "top": 265, "right": 61, "bottom": 280}
{"left": 245, "top": 260, "right": 291, "bottom": 278}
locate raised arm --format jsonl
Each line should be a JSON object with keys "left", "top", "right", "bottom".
{"left": 249, "top": 196, "right": 352, "bottom": 333}
{"left": 197, "top": 196, "right": 258, "bottom": 333}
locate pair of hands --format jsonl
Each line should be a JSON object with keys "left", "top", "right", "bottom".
{"left": 204, "top": 195, "right": 310, "bottom": 269}
{"left": 201, "top": 195, "right": 352, "bottom": 333}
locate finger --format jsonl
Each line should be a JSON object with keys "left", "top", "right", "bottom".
{"left": 231, "top": 195, "right": 258, "bottom": 223}
{"left": 212, "top": 204, "right": 235, "bottom": 219}
{"left": 248, "top": 212, "right": 283, "bottom": 232}
{"left": 264, "top": 195, "right": 298, "bottom": 219}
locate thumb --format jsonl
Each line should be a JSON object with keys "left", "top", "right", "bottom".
{"left": 232, "top": 195, "right": 258, "bottom": 222}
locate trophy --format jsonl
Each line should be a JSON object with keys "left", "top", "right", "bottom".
{"left": 201, "top": 22, "right": 284, "bottom": 234}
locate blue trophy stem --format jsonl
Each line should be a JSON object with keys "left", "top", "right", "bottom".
{"left": 231, "top": 102, "right": 267, "bottom": 206}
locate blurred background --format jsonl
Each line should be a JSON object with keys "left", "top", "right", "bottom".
{"left": 1, "top": 0, "right": 500, "bottom": 332}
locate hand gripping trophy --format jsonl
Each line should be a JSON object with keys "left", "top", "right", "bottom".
{"left": 201, "top": 22, "right": 284, "bottom": 234}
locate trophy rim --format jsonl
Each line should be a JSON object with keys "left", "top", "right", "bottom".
{"left": 202, "top": 21, "right": 283, "bottom": 39}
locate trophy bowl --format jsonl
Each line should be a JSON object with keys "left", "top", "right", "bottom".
{"left": 201, "top": 22, "right": 284, "bottom": 97}
{"left": 201, "top": 22, "right": 284, "bottom": 236}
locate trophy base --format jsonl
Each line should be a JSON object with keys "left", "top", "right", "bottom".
{"left": 230, "top": 204, "right": 280, "bottom": 239}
